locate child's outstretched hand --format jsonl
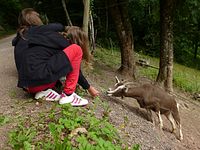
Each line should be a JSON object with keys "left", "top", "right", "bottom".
{"left": 88, "top": 86, "right": 100, "bottom": 97}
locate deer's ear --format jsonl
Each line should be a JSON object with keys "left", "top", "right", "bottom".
{"left": 115, "top": 76, "right": 120, "bottom": 83}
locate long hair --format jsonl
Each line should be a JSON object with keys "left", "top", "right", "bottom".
{"left": 63, "top": 26, "right": 90, "bottom": 63}
{"left": 17, "top": 8, "right": 43, "bottom": 38}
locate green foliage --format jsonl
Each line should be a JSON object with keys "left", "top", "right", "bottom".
{"left": 0, "top": 0, "right": 22, "bottom": 29}
{"left": 131, "top": 0, "right": 200, "bottom": 69}
{"left": 137, "top": 54, "right": 159, "bottom": 80}
{"left": 9, "top": 98, "right": 139, "bottom": 149}
{"left": 173, "top": 0, "right": 200, "bottom": 69}
{"left": 138, "top": 67, "right": 158, "bottom": 80}
{"left": 0, "top": 0, "right": 200, "bottom": 70}
{"left": 139, "top": 54, "right": 200, "bottom": 93}
{"left": 94, "top": 47, "right": 121, "bottom": 68}
{"left": 9, "top": 124, "right": 36, "bottom": 150}
{"left": 129, "top": 0, "right": 160, "bottom": 56}
{"left": 95, "top": 47, "right": 200, "bottom": 93}
{"left": 42, "top": 103, "right": 126, "bottom": 149}
{"left": 173, "top": 64, "right": 200, "bottom": 92}
{"left": 0, "top": 115, "right": 9, "bottom": 126}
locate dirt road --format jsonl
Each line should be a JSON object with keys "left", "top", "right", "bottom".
{"left": 0, "top": 35, "right": 18, "bottom": 149}
{"left": 0, "top": 35, "right": 55, "bottom": 149}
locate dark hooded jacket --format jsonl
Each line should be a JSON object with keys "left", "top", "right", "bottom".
{"left": 12, "top": 23, "right": 89, "bottom": 89}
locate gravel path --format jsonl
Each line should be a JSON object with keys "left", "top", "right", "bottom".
{"left": 0, "top": 35, "right": 18, "bottom": 149}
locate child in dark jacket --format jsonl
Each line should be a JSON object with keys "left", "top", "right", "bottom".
{"left": 12, "top": 8, "right": 99, "bottom": 106}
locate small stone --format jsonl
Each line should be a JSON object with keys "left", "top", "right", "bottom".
{"left": 35, "top": 102, "right": 40, "bottom": 106}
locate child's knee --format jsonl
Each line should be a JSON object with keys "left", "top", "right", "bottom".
{"left": 64, "top": 44, "right": 83, "bottom": 58}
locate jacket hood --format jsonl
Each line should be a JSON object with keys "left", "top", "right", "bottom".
{"left": 28, "top": 32, "right": 70, "bottom": 49}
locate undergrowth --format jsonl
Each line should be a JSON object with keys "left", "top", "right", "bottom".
{"left": 9, "top": 96, "right": 140, "bottom": 150}
{"left": 94, "top": 47, "right": 200, "bottom": 93}
{"left": 0, "top": 115, "right": 9, "bottom": 126}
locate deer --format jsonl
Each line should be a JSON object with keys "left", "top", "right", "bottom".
{"left": 107, "top": 76, "right": 183, "bottom": 141}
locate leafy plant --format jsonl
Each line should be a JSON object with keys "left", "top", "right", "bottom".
{"left": 9, "top": 99, "right": 139, "bottom": 149}
{"left": 0, "top": 115, "right": 9, "bottom": 126}
{"left": 9, "top": 124, "right": 36, "bottom": 150}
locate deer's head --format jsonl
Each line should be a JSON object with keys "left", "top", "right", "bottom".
{"left": 107, "top": 76, "right": 134, "bottom": 97}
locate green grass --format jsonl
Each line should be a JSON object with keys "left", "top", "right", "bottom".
{"left": 9, "top": 90, "right": 17, "bottom": 99}
{"left": 94, "top": 47, "right": 121, "bottom": 68}
{"left": 138, "top": 54, "right": 200, "bottom": 93}
{"left": 0, "top": 115, "right": 9, "bottom": 126}
{"left": 9, "top": 96, "right": 139, "bottom": 150}
{"left": 136, "top": 54, "right": 159, "bottom": 80}
{"left": 173, "top": 64, "right": 200, "bottom": 92}
{"left": 95, "top": 48, "right": 200, "bottom": 93}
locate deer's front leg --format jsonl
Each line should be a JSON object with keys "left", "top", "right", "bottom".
{"left": 156, "top": 110, "right": 163, "bottom": 130}
{"left": 151, "top": 101, "right": 163, "bottom": 130}
{"left": 145, "top": 98, "right": 163, "bottom": 130}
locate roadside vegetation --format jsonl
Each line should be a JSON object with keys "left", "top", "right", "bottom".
{"left": 8, "top": 96, "right": 139, "bottom": 150}
{"left": 95, "top": 47, "right": 200, "bottom": 93}
{"left": 6, "top": 47, "right": 200, "bottom": 149}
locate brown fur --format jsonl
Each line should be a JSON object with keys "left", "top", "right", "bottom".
{"left": 107, "top": 78, "right": 183, "bottom": 140}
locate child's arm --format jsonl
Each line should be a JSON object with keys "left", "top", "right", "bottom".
{"left": 78, "top": 70, "right": 99, "bottom": 97}
{"left": 78, "top": 70, "right": 90, "bottom": 90}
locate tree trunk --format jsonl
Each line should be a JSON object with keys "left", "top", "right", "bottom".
{"left": 61, "top": 0, "right": 72, "bottom": 26}
{"left": 193, "top": 22, "right": 200, "bottom": 59}
{"left": 105, "top": 0, "right": 109, "bottom": 34}
{"left": 165, "top": 38, "right": 174, "bottom": 92}
{"left": 107, "top": 0, "right": 136, "bottom": 78}
{"left": 89, "top": 12, "right": 95, "bottom": 54}
{"left": 82, "top": 0, "right": 90, "bottom": 35}
{"left": 156, "top": 0, "right": 175, "bottom": 92}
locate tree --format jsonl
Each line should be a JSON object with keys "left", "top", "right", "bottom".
{"left": 156, "top": 0, "right": 176, "bottom": 92}
{"left": 174, "top": 0, "right": 200, "bottom": 60}
{"left": 107, "top": 0, "right": 136, "bottom": 78}
{"left": 61, "top": 0, "right": 73, "bottom": 26}
{"left": 82, "top": 0, "right": 90, "bottom": 34}
{"left": 0, "top": 0, "right": 21, "bottom": 28}
{"left": 89, "top": 11, "right": 95, "bottom": 54}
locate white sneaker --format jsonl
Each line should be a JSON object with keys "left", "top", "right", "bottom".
{"left": 59, "top": 92, "right": 88, "bottom": 106}
{"left": 34, "top": 89, "right": 60, "bottom": 101}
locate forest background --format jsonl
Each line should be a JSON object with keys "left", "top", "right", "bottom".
{"left": 0, "top": 0, "right": 200, "bottom": 92}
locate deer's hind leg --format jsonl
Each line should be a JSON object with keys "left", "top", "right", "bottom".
{"left": 144, "top": 98, "right": 162, "bottom": 128}
{"left": 146, "top": 101, "right": 163, "bottom": 130}
{"left": 172, "top": 103, "right": 183, "bottom": 141}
